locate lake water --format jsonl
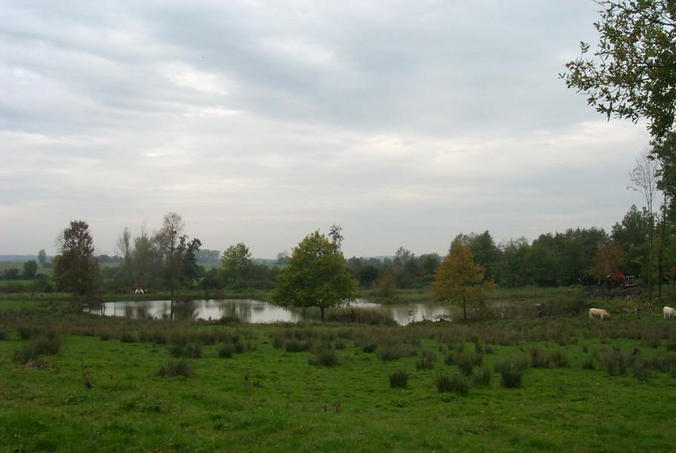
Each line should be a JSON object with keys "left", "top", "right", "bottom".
{"left": 84, "top": 299, "right": 452, "bottom": 326}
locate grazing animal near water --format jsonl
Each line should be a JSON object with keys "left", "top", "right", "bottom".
{"left": 134, "top": 288, "right": 145, "bottom": 294}
{"left": 589, "top": 308, "right": 610, "bottom": 319}
{"left": 664, "top": 306, "right": 675, "bottom": 320}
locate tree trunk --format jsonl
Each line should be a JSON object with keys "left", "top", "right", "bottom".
{"left": 658, "top": 200, "right": 666, "bottom": 301}
{"left": 462, "top": 296, "right": 467, "bottom": 321}
{"left": 320, "top": 306, "right": 325, "bottom": 321}
{"left": 647, "top": 211, "right": 654, "bottom": 304}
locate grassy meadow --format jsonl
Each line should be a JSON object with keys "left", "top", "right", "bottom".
{"left": 0, "top": 296, "right": 675, "bottom": 452}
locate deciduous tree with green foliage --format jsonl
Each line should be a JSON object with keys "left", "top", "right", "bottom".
{"left": 22, "top": 260, "right": 37, "bottom": 279}
{"left": 562, "top": 0, "right": 675, "bottom": 210}
{"left": 562, "top": 0, "right": 675, "bottom": 141}
{"left": 272, "top": 231, "right": 357, "bottom": 321}
{"left": 433, "top": 239, "right": 492, "bottom": 321}
{"left": 53, "top": 220, "right": 101, "bottom": 298}
{"left": 154, "top": 213, "right": 202, "bottom": 298}
{"left": 220, "top": 243, "right": 252, "bottom": 289}
{"left": 37, "top": 249, "right": 47, "bottom": 267}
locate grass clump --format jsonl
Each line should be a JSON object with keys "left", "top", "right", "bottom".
{"left": 436, "top": 373, "right": 470, "bottom": 395}
{"left": 120, "top": 332, "right": 137, "bottom": 343}
{"left": 603, "top": 349, "right": 631, "bottom": 376}
{"left": 361, "top": 343, "right": 377, "bottom": 353}
{"left": 33, "top": 334, "right": 61, "bottom": 355}
{"left": 453, "top": 352, "right": 483, "bottom": 375}
{"left": 309, "top": 348, "right": 340, "bottom": 367}
{"left": 495, "top": 358, "right": 528, "bottom": 388}
{"left": 530, "top": 347, "right": 551, "bottom": 368}
{"left": 631, "top": 359, "right": 652, "bottom": 383}
{"left": 218, "top": 344, "right": 234, "bottom": 358}
{"left": 169, "top": 342, "right": 202, "bottom": 359}
{"left": 389, "top": 371, "right": 409, "bottom": 388}
{"left": 416, "top": 350, "right": 437, "bottom": 370}
{"left": 13, "top": 334, "right": 61, "bottom": 364}
{"left": 550, "top": 350, "right": 570, "bottom": 368}
{"left": 377, "top": 345, "right": 404, "bottom": 361}
{"left": 473, "top": 367, "right": 493, "bottom": 387}
{"left": 582, "top": 355, "right": 596, "bottom": 370}
{"left": 285, "top": 340, "right": 311, "bottom": 352}
{"left": 13, "top": 343, "right": 40, "bottom": 364}
{"left": 157, "top": 360, "right": 192, "bottom": 378}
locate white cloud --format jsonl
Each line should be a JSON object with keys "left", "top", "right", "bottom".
{"left": 0, "top": 0, "right": 653, "bottom": 257}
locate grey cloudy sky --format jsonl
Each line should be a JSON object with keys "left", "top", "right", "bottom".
{"left": 0, "top": 0, "right": 651, "bottom": 258}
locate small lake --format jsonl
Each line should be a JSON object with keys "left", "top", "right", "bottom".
{"left": 84, "top": 299, "right": 452, "bottom": 326}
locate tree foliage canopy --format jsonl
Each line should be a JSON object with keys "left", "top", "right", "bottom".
{"left": 53, "top": 220, "right": 101, "bottom": 297}
{"left": 272, "top": 231, "right": 357, "bottom": 320}
{"left": 220, "top": 243, "right": 252, "bottom": 288}
{"left": 562, "top": 0, "right": 675, "bottom": 141}
{"left": 433, "top": 239, "right": 492, "bottom": 320}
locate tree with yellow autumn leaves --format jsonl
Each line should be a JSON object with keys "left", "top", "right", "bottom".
{"left": 433, "top": 238, "right": 493, "bottom": 321}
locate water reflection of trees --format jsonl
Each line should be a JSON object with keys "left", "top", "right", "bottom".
{"left": 219, "top": 300, "right": 253, "bottom": 323}
{"left": 171, "top": 300, "right": 199, "bottom": 321}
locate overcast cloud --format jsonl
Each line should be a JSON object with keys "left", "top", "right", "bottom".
{"left": 0, "top": 0, "right": 652, "bottom": 258}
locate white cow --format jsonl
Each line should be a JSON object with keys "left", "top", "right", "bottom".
{"left": 663, "top": 306, "right": 675, "bottom": 320}
{"left": 589, "top": 308, "right": 610, "bottom": 319}
{"left": 134, "top": 288, "right": 145, "bottom": 294}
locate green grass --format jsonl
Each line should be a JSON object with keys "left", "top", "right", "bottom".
{"left": 0, "top": 304, "right": 674, "bottom": 451}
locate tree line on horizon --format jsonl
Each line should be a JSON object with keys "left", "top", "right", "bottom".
{"left": 4, "top": 202, "right": 674, "bottom": 302}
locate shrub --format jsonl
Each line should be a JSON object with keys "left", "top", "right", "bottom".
{"left": 582, "top": 356, "right": 595, "bottom": 370}
{"left": 550, "top": 350, "right": 570, "bottom": 368}
{"left": 233, "top": 342, "right": 248, "bottom": 354}
{"left": 603, "top": 349, "right": 631, "bottom": 376}
{"left": 183, "top": 343, "right": 202, "bottom": 359}
{"left": 120, "top": 332, "right": 137, "bottom": 343}
{"left": 666, "top": 340, "right": 676, "bottom": 352}
{"left": 169, "top": 344, "right": 184, "bottom": 357}
{"left": 416, "top": 350, "right": 437, "bottom": 370}
{"left": 13, "top": 343, "right": 39, "bottom": 364}
{"left": 389, "top": 371, "right": 408, "bottom": 388}
{"left": 309, "top": 348, "right": 340, "bottom": 367}
{"left": 362, "top": 343, "right": 377, "bottom": 353}
{"left": 454, "top": 353, "right": 482, "bottom": 376}
{"left": 218, "top": 344, "right": 234, "bottom": 358}
{"left": 169, "top": 343, "right": 202, "bottom": 358}
{"left": 474, "top": 341, "right": 484, "bottom": 353}
{"left": 378, "top": 346, "right": 404, "bottom": 361}
{"left": 530, "top": 348, "right": 551, "bottom": 368}
{"left": 17, "top": 326, "right": 34, "bottom": 340}
{"left": 631, "top": 359, "right": 651, "bottom": 383}
{"left": 151, "top": 332, "right": 168, "bottom": 345}
{"left": 158, "top": 360, "right": 192, "bottom": 378}
{"left": 473, "top": 367, "right": 492, "bottom": 387}
{"left": 33, "top": 335, "right": 61, "bottom": 355}
{"left": 495, "top": 358, "right": 528, "bottom": 388}
{"left": 285, "top": 340, "right": 310, "bottom": 352}
{"left": 436, "top": 373, "right": 470, "bottom": 395}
